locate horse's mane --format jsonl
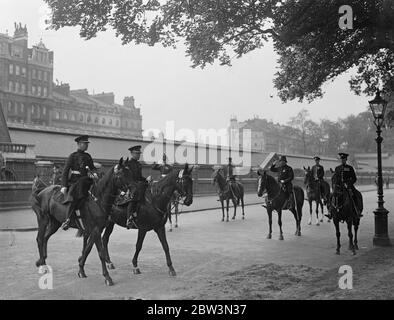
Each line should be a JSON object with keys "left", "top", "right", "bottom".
{"left": 213, "top": 170, "right": 226, "bottom": 189}
{"left": 94, "top": 166, "right": 115, "bottom": 200}
{"left": 151, "top": 170, "right": 179, "bottom": 195}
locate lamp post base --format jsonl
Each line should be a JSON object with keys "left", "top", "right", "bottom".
{"left": 373, "top": 208, "right": 391, "bottom": 247}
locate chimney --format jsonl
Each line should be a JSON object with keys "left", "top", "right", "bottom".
{"left": 123, "top": 96, "right": 135, "bottom": 108}
{"left": 54, "top": 83, "right": 70, "bottom": 96}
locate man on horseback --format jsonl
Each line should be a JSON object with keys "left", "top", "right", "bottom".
{"left": 126, "top": 145, "right": 148, "bottom": 229}
{"left": 226, "top": 157, "right": 238, "bottom": 197}
{"left": 326, "top": 152, "right": 363, "bottom": 219}
{"left": 60, "top": 135, "right": 98, "bottom": 230}
{"left": 152, "top": 153, "right": 173, "bottom": 178}
{"left": 270, "top": 155, "right": 294, "bottom": 209}
{"left": 311, "top": 156, "right": 325, "bottom": 199}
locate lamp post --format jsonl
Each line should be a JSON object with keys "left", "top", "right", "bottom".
{"left": 369, "top": 89, "right": 391, "bottom": 247}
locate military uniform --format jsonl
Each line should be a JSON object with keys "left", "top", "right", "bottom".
{"left": 311, "top": 156, "right": 325, "bottom": 196}
{"left": 61, "top": 135, "right": 96, "bottom": 230}
{"left": 126, "top": 145, "right": 148, "bottom": 229}
{"left": 270, "top": 156, "right": 294, "bottom": 207}
{"left": 152, "top": 154, "right": 173, "bottom": 177}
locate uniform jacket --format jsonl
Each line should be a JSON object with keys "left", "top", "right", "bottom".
{"left": 152, "top": 163, "right": 173, "bottom": 176}
{"left": 61, "top": 150, "right": 96, "bottom": 187}
{"left": 128, "top": 158, "right": 146, "bottom": 182}
{"left": 311, "top": 165, "right": 325, "bottom": 180}
{"left": 334, "top": 164, "right": 357, "bottom": 186}
{"left": 270, "top": 164, "right": 294, "bottom": 185}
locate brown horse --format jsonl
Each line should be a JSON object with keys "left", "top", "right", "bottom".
{"left": 257, "top": 170, "right": 304, "bottom": 240}
{"left": 102, "top": 164, "right": 194, "bottom": 276}
{"left": 211, "top": 169, "right": 245, "bottom": 222}
{"left": 31, "top": 158, "right": 133, "bottom": 286}
{"left": 303, "top": 166, "right": 331, "bottom": 225}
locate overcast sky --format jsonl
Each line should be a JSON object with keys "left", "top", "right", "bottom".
{"left": 1, "top": 0, "right": 370, "bottom": 141}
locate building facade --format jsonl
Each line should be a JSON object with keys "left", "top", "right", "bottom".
{"left": 0, "top": 23, "right": 142, "bottom": 139}
{"left": 229, "top": 116, "right": 305, "bottom": 155}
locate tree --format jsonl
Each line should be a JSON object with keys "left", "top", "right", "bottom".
{"left": 287, "top": 109, "right": 309, "bottom": 154}
{"left": 45, "top": 0, "right": 394, "bottom": 102}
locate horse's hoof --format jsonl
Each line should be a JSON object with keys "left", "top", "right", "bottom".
{"left": 105, "top": 278, "right": 114, "bottom": 286}
{"left": 226, "top": 219, "right": 229, "bottom": 223}
{"left": 354, "top": 244, "right": 359, "bottom": 250}
{"left": 279, "top": 235, "right": 284, "bottom": 241}
{"left": 327, "top": 219, "right": 331, "bottom": 223}
{"left": 352, "top": 251, "right": 356, "bottom": 256}
{"left": 336, "top": 251, "right": 340, "bottom": 255}
{"left": 307, "top": 222, "right": 311, "bottom": 226}
{"left": 320, "top": 219, "right": 324, "bottom": 223}
{"left": 232, "top": 217, "right": 235, "bottom": 220}
{"left": 242, "top": 217, "right": 245, "bottom": 220}
{"left": 297, "top": 232, "right": 301, "bottom": 237}
{"left": 316, "top": 223, "right": 320, "bottom": 226}
{"left": 169, "top": 269, "right": 177, "bottom": 277}
{"left": 78, "top": 271, "right": 87, "bottom": 278}
{"left": 175, "top": 225, "right": 178, "bottom": 228}
{"left": 266, "top": 234, "right": 272, "bottom": 240}
{"left": 221, "top": 219, "right": 224, "bottom": 222}
{"left": 107, "top": 263, "right": 115, "bottom": 270}
{"left": 133, "top": 268, "right": 141, "bottom": 275}
{"left": 169, "top": 229, "right": 173, "bottom": 232}
{"left": 35, "top": 260, "right": 44, "bottom": 268}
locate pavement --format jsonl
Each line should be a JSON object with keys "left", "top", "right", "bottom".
{"left": 0, "top": 187, "right": 393, "bottom": 299}
{"left": 0, "top": 185, "right": 379, "bottom": 231}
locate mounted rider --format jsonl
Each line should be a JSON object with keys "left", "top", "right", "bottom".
{"left": 270, "top": 155, "right": 295, "bottom": 208}
{"left": 311, "top": 155, "right": 325, "bottom": 197}
{"left": 126, "top": 145, "right": 148, "bottom": 229}
{"left": 226, "top": 157, "right": 238, "bottom": 197}
{"left": 326, "top": 152, "right": 363, "bottom": 219}
{"left": 60, "top": 135, "right": 98, "bottom": 230}
{"left": 152, "top": 153, "right": 173, "bottom": 178}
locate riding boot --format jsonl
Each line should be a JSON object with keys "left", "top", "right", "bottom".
{"left": 62, "top": 202, "right": 76, "bottom": 230}
{"left": 126, "top": 201, "right": 138, "bottom": 229}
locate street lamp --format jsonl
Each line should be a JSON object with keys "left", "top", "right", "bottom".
{"left": 369, "top": 89, "right": 391, "bottom": 246}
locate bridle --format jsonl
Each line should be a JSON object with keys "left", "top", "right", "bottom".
{"left": 175, "top": 169, "right": 191, "bottom": 203}
{"left": 258, "top": 174, "right": 282, "bottom": 205}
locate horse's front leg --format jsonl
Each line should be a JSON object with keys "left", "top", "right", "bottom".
{"left": 354, "top": 221, "right": 359, "bottom": 251}
{"left": 220, "top": 198, "right": 225, "bottom": 222}
{"left": 155, "top": 226, "right": 176, "bottom": 276}
{"left": 320, "top": 200, "right": 324, "bottom": 223}
{"left": 315, "top": 201, "right": 320, "bottom": 226}
{"left": 334, "top": 219, "right": 341, "bottom": 255}
{"left": 232, "top": 198, "right": 237, "bottom": 220}
{"left": 278, "top": 210, "right": 284, "bottom": 241}
{"left": 267, "top": 208, "right": 273, "bottom": 239}
{"left": 308, "top": 200, "right": 312, "bottom": 225}
{"left": 347, "top": 220, "right": 356, "bottom": 255}
{"left": 174, "top": 202, "right": 179, "bottom": 228}
{"left": 94, "top": 229, "right": 113, "bottom": 286}
{"left": 226, "top": 198, "right": 230, "bottom": 222}
{"left": 132, "top": 229, "right": 147, "bottom": 274}
{"left": 78, "top": 232, "right": 95, "bottom": 279}
{"left": 102, "top": 222, "right": 116, "bottom": 269}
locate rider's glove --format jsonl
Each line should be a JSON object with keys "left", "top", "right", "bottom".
{"left": 60, "top": 187, "right": 67, "bottom": 194}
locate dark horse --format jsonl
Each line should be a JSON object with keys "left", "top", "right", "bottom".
{"left": 102, "top": 164, "right": 194, "bottom": 276}
{"left": 303, "top": 166, "right": 331, "bottom": 226}
{"left": 31, "top": 158, "right": 133, "bottom": 286}
{"left": 257, "top": 170, "right": 304, "bottom": 240}
{"left": 211, "top": 169, "right": 245, "bottom": 222}
{"left": 328, "top": 172, "right": 363, "bottom": 255}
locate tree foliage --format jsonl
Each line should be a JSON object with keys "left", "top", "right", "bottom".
{"left": 45, "top": 0, "right": 394, "bottom": 102}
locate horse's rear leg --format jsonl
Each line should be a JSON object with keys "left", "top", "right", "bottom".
{"left": 278, "top": 210, "right": 284, "bottom": 241}
{"left": 102, "top": 222, "right": 115, "bottom": 269}
{"left": 241, "top": 196, "right": 245, "bottom": 220}
{"left": 320, "top": 201, "right": 324, "bottom": 223}
{"left": 174, "top": 203, "right": 179, "bottom": 228}
{"left": 94, "top": 234, "right": 113, "bottom": 286}
{"left": 132, "top": 229, "right": 147, "bottom": 274}
{"left": 221, "top": 199, "right": 225, "bottom": 222}
{"left": 354, "top": 222, "right": 359, "bottom": 250}
{"left": 155, "top": 226, "right": 176, "bottom": 276}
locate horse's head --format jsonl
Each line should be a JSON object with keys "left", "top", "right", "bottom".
{"left": 211, "top": 167, "right": 224, "bottom": 186}
{"left": 303, "top": 166, "right": 312, "bottom": 185}
{"left": 175, "top": 163, "right": 194, "bottom": 206}
{"left": 257, "top": 169, "right": 268, "bottom": 197}
{"left": 112, "top": 157, "right": 133, "bottom": 191}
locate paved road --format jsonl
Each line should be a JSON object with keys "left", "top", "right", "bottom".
{"left": 0, "top": 188, "right": 393, "bottom": 300}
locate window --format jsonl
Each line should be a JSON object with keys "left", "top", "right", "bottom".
{"left": 21, "top": 83, "right": 26, "bottom": 94}
{"left": 44, "top": 71, "right": 48, "bottom": 82}
{"left": 42, "top": 107, "right": 46, "bottom": 115}
{"left": 32, "top": 69, "right": 36, "bottom": 79}
{"left": 15, "top": 65, "right": 20, "bottom": 76}
{"left": 8, "top": 81, "right": 13, "bottom": 92}
{"left": 43, "top": 87, "right": 47, "bottom": 97}
{"left": 37, "top": 86, "right": 41, "bottom": 96}
{"left": 32, "top": 86, "right": 36, "bottom": 95}
{"left": 116, "top": 120, "right": 119, "bottom": 127}
{"left": 21, "top": 67, "right": 26, "bottom": 77}
{"left": 109, "top": 119, "right": 112, "bottom": 125}
{"left": 38, "top": 70, "right": 42, "bottom": 80}
{"left": 15, "top": 82, "right": 20, "bottom": 93}
{"left": 8, "top": 102, "right": 12, "bottom": 112}
{"left": 64, "top": 113, "right": 68, "bottom": 120}
{"left": 72, "top": 114, "right": 76, "bottom": 121}
{"left": 102, "top": 118, "right": 106, "bottom": 125}
{"left": 9, "top": 64, "right": 13, "bottom": 74}
{"left": 87, "top": 115, "right": 91, "bottom": 123}
{"left": 21, "top": 103, "right": 24, "bottom": 113}
{"left": 79, "top": 114, "right": 84, "bottom": 122}
{"left": 55, "top": 111, "right": 60, "bottom": 119}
